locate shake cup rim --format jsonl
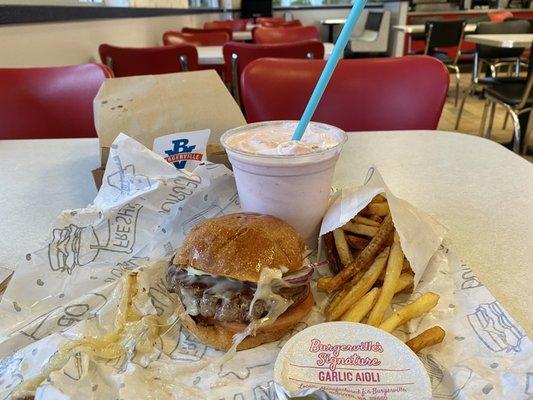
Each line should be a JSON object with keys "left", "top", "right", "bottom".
{"left": 220, "top": 120, "right": 347, "bottom": 159}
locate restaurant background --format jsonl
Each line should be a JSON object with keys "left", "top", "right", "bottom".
{"left": 0, "top": 0, "right": 375, "bottom": 67}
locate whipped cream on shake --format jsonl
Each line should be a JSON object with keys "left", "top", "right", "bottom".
{"left": 221, "top": 121, "right": 347, "bottom": 247}
{"left": 225, "top": 121, "right": 341, "bottom": 156}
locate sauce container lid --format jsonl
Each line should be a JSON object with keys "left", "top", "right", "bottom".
{"left": 274, "top": 322, "right": 431, "bottom": 400}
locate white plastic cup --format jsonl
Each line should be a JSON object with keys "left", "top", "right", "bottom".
{"left": 221, "top": 121, "right": 347, "bottom": 247}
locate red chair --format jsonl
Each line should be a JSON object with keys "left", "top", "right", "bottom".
{"left": 163, "top": 31, "right": 230, "bottom": 46}
{"left": 204, "top": 19, "right": 248, "bottom": 32}
{"left": 182, "top": 26, "right": 233, "bottom": 40}
{"left": 489, "top": 11, "right": 514, "bottom": 23}
{"left": 241, "top": 57, "right": 449, "bottom": 131}
{"left": 99, "top": 43, "right": 198, "bottom": 77}
{"left": 223, "top": 40, "right": 324, "bottom": 104}
{"left": 260, "top": 19, "right": 302, "bottom": 28}
{"left": 256, "top": 17, "right": 284, "bottom": 25}
{"left": 0, "top": 64, "right": 112, "bottom": 140}
{"left": 253, "top": 26, "right": 320, "bottom": 44}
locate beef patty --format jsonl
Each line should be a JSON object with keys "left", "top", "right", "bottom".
{"left": 166, "top": 265, "right": 308, "bottom": 324}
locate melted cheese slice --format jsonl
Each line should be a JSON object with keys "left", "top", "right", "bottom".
{"left": 216, "top": 267, "right": 293, "bottom": 366}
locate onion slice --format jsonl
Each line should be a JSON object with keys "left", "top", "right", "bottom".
{"left": 276, "top": 260, "right": 327, "bottom": 287}
{"left": 283, "top": 266, "right": 314, "bottom": 285}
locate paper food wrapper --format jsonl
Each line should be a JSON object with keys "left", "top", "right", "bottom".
{"left": 93, "top": 70, "right": 246, "bottom": 175}
{"left": 320, "top": 167, "right": 447, "bottom": 288}
{"left": 0, "top": 135, "right": 532, "bottom": 400}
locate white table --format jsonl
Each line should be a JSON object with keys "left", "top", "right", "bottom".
{"left": 393, "top": 23, "right": 477, "bottom": 34}
{"left": 197, "top": 42, "right": 335, "bottom": 65}
{"left": 320, "top": 19, "right": 347, "bottom": 43}
{"left": 393, "top": 24, "right": 477, "bottom": 55}
{"left": 320, "top": 19, "right": 347, "bottom": 25}
{"left": 232, "top": 31, "right": 252, "bottom": 41}
{"left": 1, "top": 132, "right": 532, "bottom": 335}
{"left": 465, "top": 33, "right": 533, "bottom": 48}
{"left": 0, "top": 139, "right": 99, "bottom": 272}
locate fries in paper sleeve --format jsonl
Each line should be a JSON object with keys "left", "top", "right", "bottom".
{"left": 319, "top": 171, "right": 447, "bottom": 353}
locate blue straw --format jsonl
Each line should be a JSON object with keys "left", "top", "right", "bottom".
{"left": 292, "top": 0, "right": 368, "bottom": 141}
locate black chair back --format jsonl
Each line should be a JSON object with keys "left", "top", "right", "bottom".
{"left": 424, "top": 19, "right": 466, "bottom": 50}
{"left": 476, "top": 20, "right": 530, "bottom": 59}
{"left": 365, "top": 12, "right": 383, "bottom": 32}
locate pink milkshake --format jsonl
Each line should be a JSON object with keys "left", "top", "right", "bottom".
{"left": 221, "top": 121, "right": 347, "bottom": 247}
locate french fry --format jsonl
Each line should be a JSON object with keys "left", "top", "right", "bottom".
{"left": 333, "top": 228, "right": 353, "bottom": 266}
{"left": 369, "top": 215, "right": 383, "bottom": 223}
{"left": 327, "top": 247, "right": 390, "bottom": 321}
{"left": 403, "top": 258, "right": 412, "bottom": 273}
{"left": 324, "top": 270, "right": 364, "bottom": 319}
{"left": 325, "top": 287, "right": 348, "bottom": 317}
{"left": 395, "top": 272, "right": 414, "bottom": 293}
{"left": 351, "top": 249, "right": 362, "bottom": 260}
{"left": 353, "top": 216, "right": 380, "bottom": 227}
{"left": 371, "top": 194, "right": 387, "bottom": 203}
{"left": 317, "top": 214, "right": 394, "bottom": 293}
{"left": 340, "top": 273, "right": 413, "bottom": 323}
{"left": 367, "top": 238, "right": 404, "bottom": 327}
{"left": 345, "top": 235, "right": 370, "bottom": 250}
{"left": 378, "top": 256, "right": 412, "bottom": 282}
{"left": 342, "top": 222, "right": 378, "bottom": 237}
{"left": 405, "top": 326, "right": 446, "bottom": 353}
{"left": 379, "top": 292, "right": 440, "bottom": 333}
{"left": 367, "top": 202, "right": 390, "bottom": 216}
{"left": 323, "top": 231, "right": 342, "bottom": 274}
{"left": 340, "top": 287, "right": 380, "bottom": 323}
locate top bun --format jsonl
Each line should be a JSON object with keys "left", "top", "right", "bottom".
{"left": 173, "top": 213, "right": 305, "bottom": 282}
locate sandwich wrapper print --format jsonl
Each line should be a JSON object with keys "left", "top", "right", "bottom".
{"left": 0, "top": 135, "right": 531, "bottom": 400}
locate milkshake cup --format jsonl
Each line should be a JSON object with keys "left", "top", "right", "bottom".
{"left": 221, "top": 120, "right": 347, "bottom": 247}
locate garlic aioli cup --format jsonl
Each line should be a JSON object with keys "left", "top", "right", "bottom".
{"left": 274, "top": 322, "right": 432, "bottom": 400}
{"left": 221, "top": 121, "right": 347, "bottom": 248}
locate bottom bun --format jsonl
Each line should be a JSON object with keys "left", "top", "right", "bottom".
{"left": 175, "top": 291, "right": 314, "bottom": 351}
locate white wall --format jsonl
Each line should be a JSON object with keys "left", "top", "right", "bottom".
{"left": 0, "top": 13, "right": 219, "bottom": 67}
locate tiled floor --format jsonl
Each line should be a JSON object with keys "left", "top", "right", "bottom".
{"left": 437, "top": 74, "right": 533, "bottom": 162}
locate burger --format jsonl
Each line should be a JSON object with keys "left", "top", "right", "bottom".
{"left": 166, "top": 212, "right": 314, "bottom": 351}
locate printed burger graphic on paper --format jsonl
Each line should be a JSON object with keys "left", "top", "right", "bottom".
{"left": 467, "top": 301, "right": 525, "bottom": 353}
{"left": 48, "top": 203, "right": 142, "bottom": 274}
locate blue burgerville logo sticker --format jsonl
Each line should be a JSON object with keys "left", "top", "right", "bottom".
{"left": 152, "top": 129, "right": 211, "bottom": 172}
{"left": 164, "top": 138, "right": 203, "bottom": 169}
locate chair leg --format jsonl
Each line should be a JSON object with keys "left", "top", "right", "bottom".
{"left": 455, "top": 84, "right": 474, "bottom": 130}
{"left": 486, "top": 101, "right": 496, "bottom": 140}
{"left": 479, "top": 100, "right": 490, "bottom": 137}
{"left": 502, "top": 110, "right": 509, "bottom": 130}
{"left": 446, "top": 65, "right": 461, "bottom": 106}
{"left": 522, "top": 119, "right": 532, "bottom": 154}
{"left": 454, "top": 70, "right": 461, "bottom": 107}
{"left": 447, "top": 66, "right": 461, "bottom": 107}
{"left": 508, "top": 109, "right": 521, "bottom": 153}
